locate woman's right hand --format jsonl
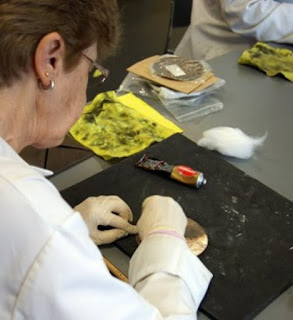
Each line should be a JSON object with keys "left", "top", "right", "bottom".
{"left": 74, "top": 195, "right": 137, "bottom": 245}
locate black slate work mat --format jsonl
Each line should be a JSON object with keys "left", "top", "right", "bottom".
{"left": 61, "top": 133, "right": 293, "bottom": 320}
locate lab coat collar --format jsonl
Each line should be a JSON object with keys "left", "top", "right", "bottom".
{"left": 0, "top": 137, "right": 53, "bottom": 177}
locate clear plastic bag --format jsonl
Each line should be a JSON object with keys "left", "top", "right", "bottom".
{"left": 158, "top": 95, "right": 223, "bottom": 122}
{"left": 150, "top": 78, "right": 225, "bottom": 122}
{"left": 151, "top": 78, "right": 226, "bottom": 100}
{"left": 118, "top": 72, "right": 225, "bottom": 122}
{"left": 118, "top": 72, "right": 154, "bottom": 97}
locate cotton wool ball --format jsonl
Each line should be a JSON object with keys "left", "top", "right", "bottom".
{"left": 197, "top": 127, "right": 267, "bottom": 159}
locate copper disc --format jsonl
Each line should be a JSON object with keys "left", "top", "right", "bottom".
{"left": 135, "top": 218, "right": 208, "bottom": 256}
{"left": 185, "top": 218, "right": 208, "bottom": 255}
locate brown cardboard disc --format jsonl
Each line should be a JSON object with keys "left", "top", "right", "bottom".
{"left": 135, "top": 218, "right": 208, "bottom": 256}
{"left": 152, "top": 56, "right": 205, "bottom": 81}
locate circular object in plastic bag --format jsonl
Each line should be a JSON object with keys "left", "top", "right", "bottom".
{"left": 152, "top": 55, "right": 205, "bottom": 81}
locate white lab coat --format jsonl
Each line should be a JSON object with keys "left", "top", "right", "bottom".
{"left": 0, "top": 137, "right": 212, "bottom": 320}
{"left": 175, "top": 0, "right": 293, "bottom": 60}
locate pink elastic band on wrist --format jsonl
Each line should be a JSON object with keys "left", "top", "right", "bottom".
{"left": 146, "top": 229, "right": 185, "bottom": 241}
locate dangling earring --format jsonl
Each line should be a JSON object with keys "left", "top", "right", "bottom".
{"left": 38, "top": 72, "right": 55, "bottom": 90}
{"left": 38, "top": 79, "right": 55, "bottom": 90}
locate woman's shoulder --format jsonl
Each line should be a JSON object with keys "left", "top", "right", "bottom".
{"left": 0, "top": 154, "right": 74, "bottom": 228}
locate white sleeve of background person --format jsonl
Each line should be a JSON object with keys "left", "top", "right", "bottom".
{"left": 220, "top": 0, "right": 293, "bottom": 43}
{"left": 197, "top": 127, "right": 267, "bottom": 159}
{"left": 174, "top": 0, "right": 258, "bottom": 61}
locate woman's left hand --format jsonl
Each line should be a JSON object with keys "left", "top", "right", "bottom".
{"left": 74, "top": 195, "right": 137, "bottom": 245}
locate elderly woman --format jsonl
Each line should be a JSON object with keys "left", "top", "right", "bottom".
{"left": 0, "top": 1, "right": 212, "bottom": 319}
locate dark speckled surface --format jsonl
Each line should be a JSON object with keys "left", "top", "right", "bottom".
{"left": 61, "top": 133, "right": 293, "bottom": 320}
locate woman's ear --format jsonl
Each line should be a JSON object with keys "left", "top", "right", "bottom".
{"left": 34, "top": 32, "right": 65, "bottom": 88}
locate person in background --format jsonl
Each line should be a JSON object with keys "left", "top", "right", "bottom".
{"left": 175, "top": 0, "right": 293, "bottom": 61}
{"left": 0, "top": 1, "right": 212, "bottom": 319}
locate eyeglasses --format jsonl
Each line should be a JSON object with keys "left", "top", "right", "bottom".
{"left": 82, "top": 53, "right": 109, "bottom": 86}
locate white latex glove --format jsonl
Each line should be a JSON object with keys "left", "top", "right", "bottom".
{"left": 74, "top": 195, "right": 138, "bottom": 245}
{"left": 137, "top": 195, "right": 187, "bottom": 241}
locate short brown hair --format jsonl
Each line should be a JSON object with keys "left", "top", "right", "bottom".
{"left": 0, "top": 0, "right": 120, "bottom": 87}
